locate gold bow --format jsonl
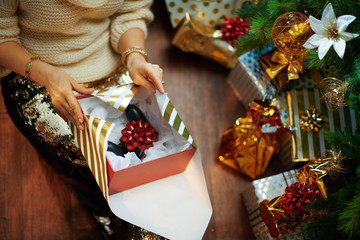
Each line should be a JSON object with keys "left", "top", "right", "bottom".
{"left": 299, "top": 108, "right": 325, "bottom": 133}
{"left": 266, "top": 50, "right": 306, "bottom": 83}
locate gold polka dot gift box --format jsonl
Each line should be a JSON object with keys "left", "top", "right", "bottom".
{"left": 165, "top": 0, "right": 247, "bottom": 28}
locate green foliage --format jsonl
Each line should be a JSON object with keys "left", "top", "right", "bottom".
{"left": 234, "top": 0, "right": 360, "bottom": 239}
{"left": 325, "top": 130, "right": 360, "bottom": 163}
{"left": 266, "top": 0, "right": 299, "bottom": 17}
{"left": 303, "top": 210, "right": 343, "bottom": 239}
{"left": 305, "top": 49, "right": 334, "bottom": 70}
{"left": 234, "top": 0, "right": 267, "bottom": 18}
{"left": 338, "top": 194, "right": 360, "bottom": 239}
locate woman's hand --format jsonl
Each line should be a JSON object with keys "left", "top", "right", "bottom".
{"left": 125, "top": 52, "right": 164, "bottom": 94}
{"left": 34, "top": 62, "right": 94, "bottom": 130}
{"left": 0, "top": 42, "right": 92, "bottom": 130}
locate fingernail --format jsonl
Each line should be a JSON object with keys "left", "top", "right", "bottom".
{"left": 78, "top": 118, "right": 83, "bottom": 124}
{"left": 78, "top": 124, "right": 84, "bottom": 130}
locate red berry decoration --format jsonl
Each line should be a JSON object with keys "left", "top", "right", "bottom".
{"left": 220, "top": 16, "right": 249, "bottom": 46}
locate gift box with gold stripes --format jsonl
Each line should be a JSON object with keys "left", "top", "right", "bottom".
{"left": 286, "top": 73, "right": 359, "bottom": 162}
{"left": 242, "top": 170, "right": 309, "bottom": 240}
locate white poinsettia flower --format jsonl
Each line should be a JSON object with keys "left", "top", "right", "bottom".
{"left": 303, "top": 3, "right": 359, "bottom": 60}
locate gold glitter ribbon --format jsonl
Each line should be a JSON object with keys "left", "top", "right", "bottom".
{"left": 217, "top": 100, "right": 287, "bottom": 179}
{"left": 264, "top": 50, "right": 307, "bottom": 88}
{"left": 171, "top": 12, "right": 237, "bottom": 68}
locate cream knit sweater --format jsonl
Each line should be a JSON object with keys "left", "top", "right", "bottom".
{"left": 0, "top": 0, "right": 153, "bottom": 83}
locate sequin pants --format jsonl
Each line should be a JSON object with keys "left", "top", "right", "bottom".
{"left": 1, "top": 73, "right": 164, "bottom": 240}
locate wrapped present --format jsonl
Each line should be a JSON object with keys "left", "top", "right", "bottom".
{"left": 165, "top": 0, "right": 248, "bottom": 28}
{"left": 259, "top": 182, "right": 322, "bottom": 238}
{"left": 259, "top": 154, "right": 348, "bottom": 238}
{"left": 242, "top": 170, "right": 310, "bottom": 240}
{"left": 70, "top": 71, "right": 212, "bottom": 239}
{"left": 171, "top": 12, "right": 237, "bottom": 68}
{"left": 259, "top": 49, "right": 307, "bottom": 89}
{"left": 286, "top": 81, "right": 359, "bottom": 162}
{"left": 218, "top": 100, "right": 289, "bottom": 179}
{"left": 226, "top": 45, "right": 276, "bottom": 106}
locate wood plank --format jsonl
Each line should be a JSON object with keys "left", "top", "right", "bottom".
{"left": 147, "top": 1, "right": 255, "bottom": 239}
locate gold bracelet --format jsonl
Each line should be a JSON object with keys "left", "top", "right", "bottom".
{"left": 121, "top": 47, "right": 148, "bottom": 66}
{"left": 25, "top": 56, "right": 40, "bottom": 79}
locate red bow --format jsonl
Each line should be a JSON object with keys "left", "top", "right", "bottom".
{"left": 274, "top": 182, "right": 322, "bottom": 220}
{"left": 120, "top": 120, "right": 157, "bottom": 151}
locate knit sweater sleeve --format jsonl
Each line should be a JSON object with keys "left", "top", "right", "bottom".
{"left": 110, "top": 0, "right": 154, "bottom": 54}
{"left": 0, "top": 0, "right": 20, "bottom": 77}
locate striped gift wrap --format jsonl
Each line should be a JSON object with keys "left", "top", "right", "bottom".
{"left": 286, "top": 71, "right": 358, "bottom": 162}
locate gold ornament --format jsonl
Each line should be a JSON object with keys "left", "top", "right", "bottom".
{"left": 319, "top": 77, "right": 349, "bottom": 110}
{"left": 272, "top": 12, "right": 313, "bottom": 55}
{"left": 299, "top": 109, "right": 325, "bottom": 133}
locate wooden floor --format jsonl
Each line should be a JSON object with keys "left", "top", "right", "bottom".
{"left": 0, "top": 1, "right": 286, "bottom": 239}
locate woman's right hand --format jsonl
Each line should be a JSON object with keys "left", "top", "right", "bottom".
{"left": 33, "top": 62, "right": 94, "bottom": 130}
{"left": 0, "top": 42, "right": 92, "bottom": 130}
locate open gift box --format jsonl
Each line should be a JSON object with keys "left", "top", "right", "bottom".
{"left": 77, "top": 86, "right": 196, "bottom": 194}
{"left": 70, "top": 77, "right": 212, "bottom": 239}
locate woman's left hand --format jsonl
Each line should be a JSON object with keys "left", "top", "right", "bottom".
{"left": 126, "top": 52, "right": 164, "bottom": 94}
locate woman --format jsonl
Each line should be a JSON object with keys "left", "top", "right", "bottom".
{"left": 0, "top": 0, "right": 164, "bottom": 239}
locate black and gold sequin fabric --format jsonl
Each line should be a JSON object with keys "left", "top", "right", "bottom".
{"left": 1, "top": 73, "right": 166, "bottom": 240}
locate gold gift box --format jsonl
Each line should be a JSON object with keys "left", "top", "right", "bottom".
{"left": 172, "top": 12, "right": 237, "bottom": 68}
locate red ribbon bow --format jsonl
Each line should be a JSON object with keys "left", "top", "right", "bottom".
{"left": 120, "top": 120, "right": 157, "bottom": 151}
{"left": 274, "top": 182, "right": 322, "bottom": 220}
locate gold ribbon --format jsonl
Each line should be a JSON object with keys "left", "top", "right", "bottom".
{"left": 297, "top": 150, "right": 349, "bottom": 199}
{"left": 266, "top": 50, "right": 306, "bottom": 82}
